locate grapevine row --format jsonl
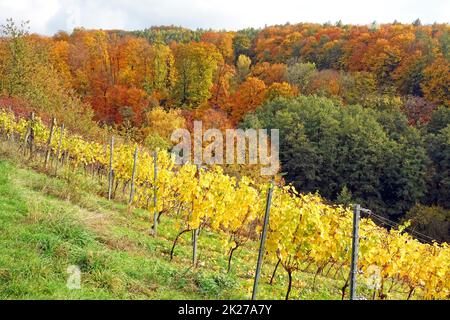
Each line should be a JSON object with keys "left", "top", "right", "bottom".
{"left": 0, "top": 110, "right": 448, "bottom": 300}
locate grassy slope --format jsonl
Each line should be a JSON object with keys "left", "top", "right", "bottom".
{"left": 0, "top": 151, "right": 351, "bottom": 300}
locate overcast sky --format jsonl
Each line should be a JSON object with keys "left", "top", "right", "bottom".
{"left": 1, "top": 0, "right": 449, "bottom": 35}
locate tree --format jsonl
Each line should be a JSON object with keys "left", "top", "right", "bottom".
{"left": 201, "top": 32, "right": 234, "bottom": 64}
{"left": 0, "top": 20, "right": 102, "bottom": 139}
{"left": 229, "top": 77, "right": 266, "bottom": 124}
{"left": 286, "top": 62, "right": 316, "bottom": 94}
{"left": 68, "top": 29, "right": 113, "bottom": 110}
{"left": 241, "top": 96, "right": 429, "bottom": 218}
{"left": 210, "top": 61, "right": 234, "bottom": 109}
{"left": 426, "top": 106, "right": 450, "bottom": 134}
{"left": 339, "top": 71, "right": 377, "bottom": 105}
{"left": 148, "top": 42, "right": 176, "bottom": 99}
{"left": 265, "top": 82, "right": 297, "bottom": 101}
{"left": 392, "top": 51, "right": 428, "bottom": 96}
{"left": 250, "top": 62, "right": 287, "bottom": 85}
{"left": 188, "top": 106, "right": 232, "bottom": 131}
{"left": 117, "top": 37, "right": 153, "bottom": 89}
{"left": 103, "top": 85, "right": 149, "bottom": 126}
{"left": 421, "top": 57, "right": 450, "bottom": 107}
{"left": 401, "top": 96, "right": 436, "bottom": 126}
{"left": 404, "top": 205, "right": 450, "bottom": 243}
{"left": 336, "top": 185, "right": 353, "bottom": 206}
{"left": 0, "top": 18, "right": 31, "bottom": 96}
{"left": 235, "top": 54, "right": 251, "bottom": 83}
{"left": 50, "top": 39, "right": 72, "bottom": 89}
{"left": 425, "top": 122, "right": 450, "bottom": 209}
{"left": 361, "top": 94, "right": 402, "bottom": 111}
{"left": 363, "top": 38, "right": 401, "bottom": 89}
{"left": 305, "top": 70, "right": 342, "bottom": 98}
{"left": 141, "top": 106, "right": 186, "bottom": 146}
{"left": 232, "top": 31, "right": 253, "bottom": 63}
{"left": 173, "top": 42, "right": 222, "bottom": 108}
{"left": 317, "top": 39, "right": 343, "bottom": 69}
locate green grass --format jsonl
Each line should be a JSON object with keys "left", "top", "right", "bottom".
{"left": 0, "top": 145, "right": 376, "bottom": 300}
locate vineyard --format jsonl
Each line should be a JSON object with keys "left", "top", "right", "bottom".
{"left": 0, "top": 109, "right": 449, "bottom": 300}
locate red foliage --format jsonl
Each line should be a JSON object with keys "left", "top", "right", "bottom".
{"left": 401, "top": 96, "right": 437, "bottom": 126}
{"left": 0, "top": 96, "right": 53, "bottom": 125}
{"left": 91, "top": 85, "right": 149, "bottom": 126}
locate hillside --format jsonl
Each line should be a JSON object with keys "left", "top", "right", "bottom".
{"left": 0, "top": 107, "right": 449, "bottom": 300}
{"left": 1, "top": 18, "right": 449, "bottom": 239}
{"left": 0, "top": 153, "right": 349, "bottom": 300}
{"left": 0, "top": 15, "right": 449, "bottom": 301}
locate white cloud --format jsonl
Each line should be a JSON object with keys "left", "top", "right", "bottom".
{"left": 0, "top": 0, "right": 448, "bottom": 35}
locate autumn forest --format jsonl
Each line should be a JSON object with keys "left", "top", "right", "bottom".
{"left": 0, "top": 19, "right": 449, "bottom": 242}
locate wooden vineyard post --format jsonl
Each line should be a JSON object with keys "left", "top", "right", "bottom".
{"left": 252, "top": 180, "right": 274, "bottom": 300}
{"left": 192, "top": 164, "right": 201, "bottom": 267}
{"left": 129, "top": 146, "right": 138, "bottom": 205}
{"left": 0, "top": 108, "right": 7, "bottom": 142}
{"left": 108, "top": 136, "right": 114, "bottom": 200}
{"left": 152, "top": 150, "right": 158, "bottom": 236}
{"left": 23, "top": 112, "right": 35, "bottom": 157}
{"left": 192, "top": 229, "right": 199, "bottom": 268}
{"left": 54, "top": 123, "right": 64, "bottom": 174}
{"left": 350, "top": 204, "right": 361, "bottom": 300}
{"left": 7, "top": 107, "right": 15, "bottom": 146}
{"left": 29, "top": 112, "right": 35, "bottom": 159}
{"left": 22, "top": 114, "right": 29, "bottom": 155}
{"left": 62, "top": 150, "right": 69, "bottom": 168}
{"left": 44, "top": 117, "right": 56, "bottom": 168}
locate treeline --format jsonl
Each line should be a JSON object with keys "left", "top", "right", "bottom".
{"left": 1, "top": 20, "right": 448, "bottom": 131}
{"left": 0, "top": 19, "right": 449, "bottom": 240}
{"left": 242, "top": 97, "right": 450, "bottom": 241}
